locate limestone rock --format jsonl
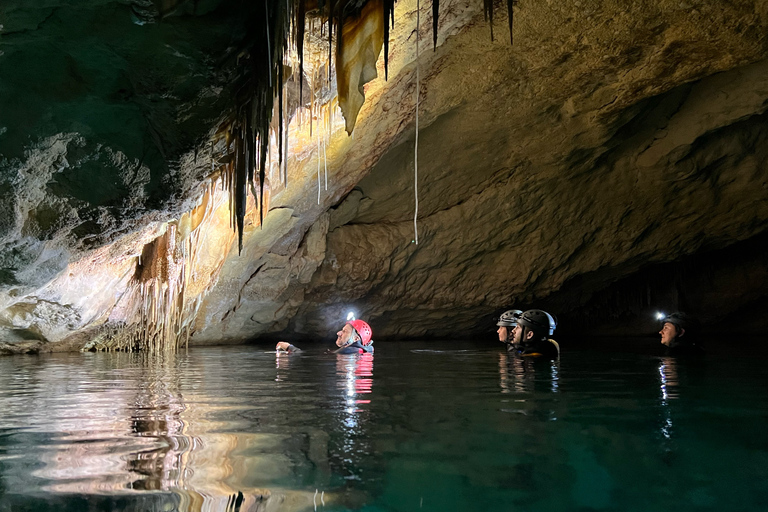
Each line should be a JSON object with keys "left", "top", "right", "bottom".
{"left": 3, "top": 0, "right": 768, "bottom": 349}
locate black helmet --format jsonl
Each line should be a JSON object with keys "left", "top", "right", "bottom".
{"left": 497, "top": 309, "right": 523, "bottom": 327}
{"left": 519, "top": 309, "right": 557, "bottom": 336}
{"left": 661, "top": 312, "right": 689, "bottom": 333}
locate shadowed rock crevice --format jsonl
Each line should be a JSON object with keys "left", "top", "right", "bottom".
{"left": 545, "top": 230, "right": 768, "bottom": 338}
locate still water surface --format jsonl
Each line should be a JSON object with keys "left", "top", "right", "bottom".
{"left": 1, "top": 342, "right": 767, "bottom": 511}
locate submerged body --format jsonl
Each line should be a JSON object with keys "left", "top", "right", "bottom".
{"left": 659, "top": 312, "right": 702, "bottom": 356}
{"left": 507, "top": 337, "right": 561, "bottom": 359}
{"left": 276, "top": 320, "right": 374, "bottom": 355}
{"left": 497, "top": 309, "right": 560, "bottom": 360}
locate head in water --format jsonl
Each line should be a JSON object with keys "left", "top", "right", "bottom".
{"left": 659, "top": 312, "right": 688, "bottom": 346}
{"left": 336, "top": 324, "right": 358, "bottom": 347}
{"left": 512, "top": 309, "right": 557, "bottom": 345}
{"left": 497, "top": 309, "right": 522, "bottom": 343}
{"left": 336, "top": 319, "right": 373, "bottom": 348}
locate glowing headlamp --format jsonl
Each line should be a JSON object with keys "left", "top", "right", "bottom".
{"left": 655, "top": 311, "right": 666, "bottom": 321}
{"left": 346, "top": 311, "right": 356, "bottom": 322}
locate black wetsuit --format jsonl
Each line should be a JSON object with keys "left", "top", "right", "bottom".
{"left": 329, "top": 341, "right": 373, "bottom": 354}
{"left": 663, "top": 338, "right": 703, "bottom": 357}
{"left": 279, "top": 341, "right": 373, "bottom": 354}
{"left": 506, "top": 338, "right": 560, "bottom": 359}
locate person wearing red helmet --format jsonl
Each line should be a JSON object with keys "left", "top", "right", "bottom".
{"left": 332, "top": 319, "right": 374, "bottom": 354}
{"left": 276, "top": 318, "right": 374, "bottom": 354}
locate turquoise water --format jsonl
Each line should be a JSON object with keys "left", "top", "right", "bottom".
{"left": 0, "top": 342, "right": 767, "bottom": 511}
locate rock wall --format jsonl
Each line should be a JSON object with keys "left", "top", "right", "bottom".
{"left": 3, "top": 0, "right": 768, "bottom": 348}
{"left": 201, "top": 0, "right": 768, "bottom": 342}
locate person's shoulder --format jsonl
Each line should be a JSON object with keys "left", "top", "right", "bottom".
{"left": 331, "top": 345, "right": 361, "bottom": 355}
{"left": 667, "top": 343, "right": 704, "bottom": 357}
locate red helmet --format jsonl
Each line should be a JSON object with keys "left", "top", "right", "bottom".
{"left": 348, "top": 319, "right": 373, "bottom": 346}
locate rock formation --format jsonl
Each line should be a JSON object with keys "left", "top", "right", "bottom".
{"left": 2, "top": 0, "right": 768, "bottom": 351}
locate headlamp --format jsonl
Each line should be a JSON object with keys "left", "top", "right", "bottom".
{"left": 346, "top": 311, "right": 356, "bottom": 322}
{"left": 655, "top": 311, "right": 666, "bottom": 321}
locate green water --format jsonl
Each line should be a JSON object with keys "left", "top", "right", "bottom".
{"left": 0, "top": 342, "right": 767, "bottom": 511}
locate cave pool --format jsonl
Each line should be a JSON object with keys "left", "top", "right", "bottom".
{"left": 1, "top": 341, "right": 767, "bottom": 511}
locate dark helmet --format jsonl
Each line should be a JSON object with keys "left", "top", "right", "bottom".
{"left": 497, "top": 309, "right": 523, "bottom": 327}
{"left": 519, "top": 309, "right": 557, "bottom": 336}
{"left": 661, "top": 312, "right": 689, "bottom": 334}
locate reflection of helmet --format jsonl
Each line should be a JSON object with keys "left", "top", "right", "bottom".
{"left": 519, "top": 309, "right": 557, "bottom": 336}
{"left": 497, "top": 310, "right": 523, "bottom": 327}
{"left": 661, "top": 312, "right": 688, "bottom": 333}
{"left": 348, "top": 319, "right": 373, "bottom": 346}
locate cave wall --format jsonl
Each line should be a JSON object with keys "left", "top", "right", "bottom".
{"left": 181, "top": 0, "right": 768, "bottom": 343}
{"left": 545, "top": 232, "right": 768, "bottom": 338}
{"left": 263, "top": 1, "right": 768, "bottom": 341}
{"left": 2, "top": 0, "right": 768, "bottom": 349}
{"left": 0, "top": 0, "right": 248, "bottom": 305}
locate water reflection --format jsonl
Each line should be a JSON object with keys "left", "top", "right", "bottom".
{"left": 658, "top": 357, "right": 680, "bottom": 441}
{"left": 333, "top": 353, "right": 375, "bottom": 482}
{"left": 337, "top": 352, "right": 375, "bottom": 415}
{"left": 0, "top": 351, "right": 328, "bottom": 511}
{"left": 498, "top": 352, "right": 560, "bottom": 395}
{"left": 3, "top": 345, "right": 765, "bottom": 512}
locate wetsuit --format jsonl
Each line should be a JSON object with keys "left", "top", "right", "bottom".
{"left": 663, "top": 338, "right": 703, "bottom": 357}
{"left": 506, "top": 338, "right": 560, "bottom": 359}
{"left": 329, "top": 340, "right": 374, "bottom": 355}
{"left": 278, "top": 341, "right": 373, "bottom": 354}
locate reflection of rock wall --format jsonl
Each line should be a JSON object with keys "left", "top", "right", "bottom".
{"left": 0, "top": 352, "right": 330, "bottom": 511}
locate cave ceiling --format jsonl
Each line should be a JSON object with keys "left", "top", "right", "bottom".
{"left": 1, "top": 0, "right": 768, "bottom": 351}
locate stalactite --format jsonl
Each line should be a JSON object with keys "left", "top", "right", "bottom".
{"left": 329, "top": 0, "right": 336, "bottom": 79}
{"left": 484, "top": 0, "right": 494, "bottom": 42}
{"left": 413, "top": 0, "right": 420, "bottom": 245}
{"left": 211, "top": 0, "right": 518, "bottom": 254}
{"left": 383, "top": 0, "right": 395, "bottom": 79}
{"left": 88, "top": 180, "right": 237, "bottom": 353}
{"left": 102, "top": 0, "right": 520, "bottom": 353}
{"left": 297, "top": 0, "right": 307, "bottom": 103}
{"left": 432, "top": 0, "right": 439, "bottom": 50}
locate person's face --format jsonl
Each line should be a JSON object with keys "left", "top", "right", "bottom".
{"left": 497, "top": 325, "right": 508, "bottom": 342}
{"left": 512, "top": 324, "right": 534, "bottom": 344}
{"left": 659, "top": 322, "right": 677, "bottom": 346}
{"left": 336, "top": 324, "right": 354, "bottom": 347}
{"left": 512, "top": 324, "right": 523, "bottom": 344}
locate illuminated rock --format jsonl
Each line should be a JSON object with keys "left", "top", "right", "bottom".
{"left": 2, "top": 0, "right": 768, "bottom": 348}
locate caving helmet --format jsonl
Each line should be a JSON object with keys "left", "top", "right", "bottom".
{"left": 348, "top": 319, "right": 373, "bottom": 346}
{"left": 497, "top": 309, "right": 523, "bottom": 327}
{"left": 519, "top": 309, "right": 557, "bottom": 337}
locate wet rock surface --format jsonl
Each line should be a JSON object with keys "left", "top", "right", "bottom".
{"left": 0, "top": 0, "right": 240, "bottom": 299}
{"left": 235, "top": 0, "right": 768, "bottom": 341}
{"left": 2, "top": 0, "right": 768, "bottom": 348}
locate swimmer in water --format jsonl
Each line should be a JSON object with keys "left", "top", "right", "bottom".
{"left": 508, "top": 309, "right": 560, "bottom": 359}
{"left": 276, "top": 319, "right": 374, "bottom": 354}
{"left": 496, "top": 309, "right": 523, "bottom": 351}
{"left": 658, "top": 312, "right": 702, "bottom": 356}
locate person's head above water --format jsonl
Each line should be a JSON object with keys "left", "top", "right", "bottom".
{"left": 497, "top": 309, "right": 523, "bottom": 343}
{"left": 512, "top": 309, "right": 557, "bottom": 344}
{"left": 659, "top": 312, "right": 689, "bottom": 346}
{"left": 337, "top": 319, "right": 373, "bottom": 348}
